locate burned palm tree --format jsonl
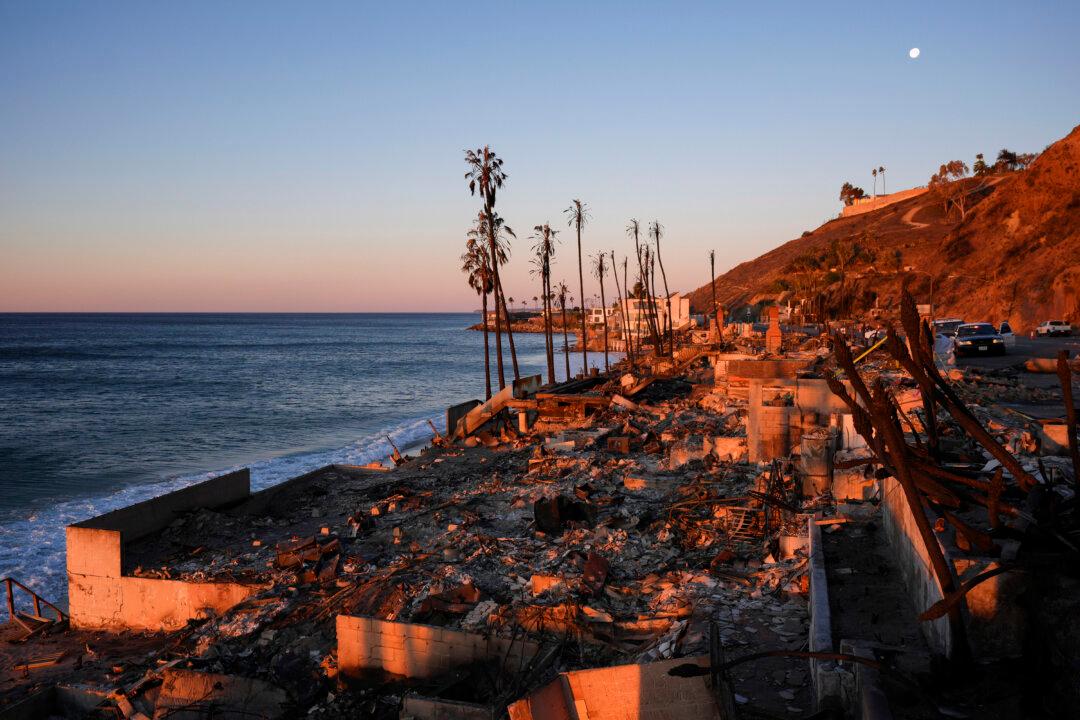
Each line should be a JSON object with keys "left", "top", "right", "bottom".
{"left": 610, "top": 250, "right": 633, "bottom": 364}
{"left": 466, "top": 146, "right": 519, "bottom": 388}
{"left": 461, "top": 234, "right": 494, "bottom": 399}
{"left": 709, "top": 249, "right": 717, "bottom": 323}
{"left": 531, "top": 223, "right": 559, "bottom": 385}
{"left": 628, "top": 219, "right": 662, "bottom": 355}
{"left": 622, "top": 256, "right": 634, "bottom": 360}
{"left": 466, "top": 210, "right": 513, "bottom": 393}
{"left": 592, "top": 252, "right": 610, "bottom": 372}
{"left": 650, "top": 220, "right": 672, "bottom": 355}
{"left": 565, "top": 200, "right": 590, "bottom": 372}
{"left": 556, "top": 281, "right": 571, "bottom": 381}
{"left": 641, "top": 245, "right": 663, "bottom": 353}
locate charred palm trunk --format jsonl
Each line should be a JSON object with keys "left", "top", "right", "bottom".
{"left": 486, "top": 228, "right": 506, "bottom": 390}
{"left": 633, "top": 231, "right": 659, "bottom": 356}
{"left": 622, "top": 258, "right": 635, "bottom": 362}
{"left": 710, "top": 253, "right": 717, "bottom": 325}
{"left": 655, "top": 234, "right": 673, "bottom": 356}
{"left": 638, "top": 249, "right": 659, "bottom": 354}
{"left": 481, "top": 287, "right": 492, "bottom": 399}
{"left": 496, "top": 273, "right": 521, "bottom": 381}
{"left": 599, "top": 269, "right": 609, "bottom": 372}
{"left": 610, "top": 253, "right": 627, "bottom": 361}
{"left": 647, "top": 252, "right": 663, "bottom": 353}
{"left": 576, "top": 223, "right": 588, "bottom": 372}
{"left": 543, "top": 273, "right": 555, "bottom": 385}
{"left": 560, "top": 298, "right": 571, "bottom": 381}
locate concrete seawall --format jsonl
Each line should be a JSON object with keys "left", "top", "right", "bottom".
{"left": 66, "top": 469, "right": 263, "bottom": 631}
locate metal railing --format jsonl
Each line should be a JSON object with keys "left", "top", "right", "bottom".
{"left": 3, "top": 577, "right": 66, "bottom": 633}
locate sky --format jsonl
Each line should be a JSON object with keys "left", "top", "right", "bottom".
{"left": 2, "top": 2, "right": 1078, "bottom": 312}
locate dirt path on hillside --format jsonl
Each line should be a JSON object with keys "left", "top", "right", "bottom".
{"left": 902, "top": 203, "right": 930, "bottom": 229}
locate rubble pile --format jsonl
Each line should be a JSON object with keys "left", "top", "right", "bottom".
{"left": 3, "top": 307, "right": 1078, "bottom": 719}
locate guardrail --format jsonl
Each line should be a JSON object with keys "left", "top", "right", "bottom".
{"left": 3, "top": 577, "right": 66, "bottom": 635}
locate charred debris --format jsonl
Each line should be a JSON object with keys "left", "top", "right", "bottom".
{"left": 3, "top": 297, "right": 1079, "bottom": 720}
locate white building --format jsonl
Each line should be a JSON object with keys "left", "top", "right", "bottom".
{"left": 586, "top": 305, "right": 621, "bottom": 327}
{"left": 619, "top": 293, "right": 691, "bottom": 342}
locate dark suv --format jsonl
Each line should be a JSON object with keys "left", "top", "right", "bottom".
{"left": 954, "top": 323, "right": 1007, "bottom": 356}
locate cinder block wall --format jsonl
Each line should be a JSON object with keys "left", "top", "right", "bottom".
{"left": 337, "top": 616, "right": 540, "bottom": 679}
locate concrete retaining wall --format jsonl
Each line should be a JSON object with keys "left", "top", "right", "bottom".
{"left": 66, "top": 470, "right": 263, "bottom": 631}
{"left": 879, "top": 476, "right": 951, "bottom": 656}
{"left": 71, "top": 469, "right": 250, "bottom": 542}
{"left": 235, "top": 463, "right": 391, "bottom": 517}
{"left": 840, "top": 187, "right": 928, "bottom": 218}
{"left": 68, "top": 574, "right": 258, "bottom": 632}
{"left": 337, "top": 616, "right": 540, "bottom": 679}
{"left": 880, "top": 476, "right": 1025, "bottom": 658}
{"left": 807, "top": 521, "right": 840, "bottom": 706}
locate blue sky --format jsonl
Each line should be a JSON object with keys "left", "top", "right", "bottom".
{"left": 2, "top": 1, "right": 1078, "bottom": 311}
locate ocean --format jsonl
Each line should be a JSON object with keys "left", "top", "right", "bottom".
{"left": 0, "top": 313, "right": 613, "bottom": 604}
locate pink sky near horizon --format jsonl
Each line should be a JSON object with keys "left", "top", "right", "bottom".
{"left": 0, "top": 213, "right": 749, "bottom": 313}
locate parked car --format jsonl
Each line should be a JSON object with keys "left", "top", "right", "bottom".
{"left": 932, "top": 318, "right": 965, "bottom": 337}
{"left": 1036, "top": 320, "right": 1073, "bottom": 337}
{"left": 954, "top": 323, "right": 1007, "bottom": 356}
{"left": 998, "top": 321, "right": 1016, "bottom": 349}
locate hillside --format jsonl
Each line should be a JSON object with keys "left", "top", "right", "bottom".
{"left": 689, "top": 124, "right": 1080, "bottom": 331}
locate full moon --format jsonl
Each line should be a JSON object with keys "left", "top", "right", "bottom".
{"left": 909, "top": 47, "right": 920, "bottom": 59}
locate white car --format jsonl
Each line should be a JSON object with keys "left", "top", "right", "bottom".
{"left": 1036, "top": 320, "right": 1073, "bottom": 337}
{"left": 998, "top": 322, "right": 1016, "bottom": 348}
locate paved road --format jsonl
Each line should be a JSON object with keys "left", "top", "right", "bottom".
{"left": 955, "top": 335, "right": 1080, "bottom": 371}
{"left": 954, "top": 335, "right": 1080, "bottom": 396}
